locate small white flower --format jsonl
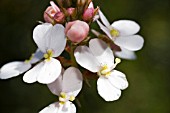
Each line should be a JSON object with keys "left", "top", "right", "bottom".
{"left": 23, "top": 23, "right": 66, "bottom": 84}
{"left": 97, "top": 10, "right": 144, "bottom": 59}
{"left": 0, "top": 49, "right": 43, "bottom": 79}
{"left": 74, "top": 38, "right": 128, "bottom": 101}
{"left": 39, "top": 67, "right": 83, "bottom": 113}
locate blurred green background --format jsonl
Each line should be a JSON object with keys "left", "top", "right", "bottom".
{"left": 0, "top": 0, "right": 170, "bottom": 113}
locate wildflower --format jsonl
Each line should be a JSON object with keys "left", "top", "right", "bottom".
{"left": 74, "top": 38, "right": 128, "bottom": 101}
{"left": 0, "top": 49, "right": 43, "bottom": 79}
{"left": 39, "top": 67, "right": 83, "bottom": 113}
{"left": 23, "top": 23, "right": 66, "bottom": 84}
{"left": 97, "top": 10, "right": 144, "bottom": 59}
{"left": 65, "top": 20, "right": 89, "bottom": 43}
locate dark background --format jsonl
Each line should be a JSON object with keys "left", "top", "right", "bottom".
{"left": 0, "top": 0, "right": 170, "bottom": 113}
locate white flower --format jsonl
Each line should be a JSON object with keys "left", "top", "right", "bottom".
{"left": 97, "top": 10, "right": 144, "bottom": 60}
{"left": 23, "top": 23, "right": 66, "bottom": 84}
{"left": 74, "top": 38, "right": 128, "bottom": 101}
{"left": 0, "top": 49, "right": 43, "bottom": 79}
{"left": 39, "top": 67, "right": 83, "bottom": 113}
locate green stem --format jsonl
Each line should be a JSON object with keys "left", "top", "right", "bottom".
{"left": 70, "top": 43, "right": 78, "bottom": 67}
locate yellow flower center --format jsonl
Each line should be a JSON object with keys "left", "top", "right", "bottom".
{"left": 98, "top": 65, "right": 111, "bottom": 77}
{"left": 97, "top": 58, "right": 121, "bottom": 78}
{"left": 110, "top": 29, "right": 119, "bottom": 37}
{"left": 59, "top": 92, "right": 75, "bottom": 105}
{"left": 60, "top": 92, "right": 67, "bottom": 98}
{"left": 69, "top": 95, "right": 75, "bottom": 101}
{"left": 44, "top": 50, "right": 53, "bottom": 61}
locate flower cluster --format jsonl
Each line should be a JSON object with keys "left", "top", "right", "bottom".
{"left": 0, "top": 0, "right": 144, "bottom": 113}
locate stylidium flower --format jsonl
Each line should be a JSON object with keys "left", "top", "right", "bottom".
{"left": 74, "top": 38, "right": 128, "bottom": 101}
{"left": 97, "top": 10, "right": 144, "bottom": 59}
{"left": 65, "top": 20, "right": 89, "bottom": 43}
{"left": 0, "top": 49, "right": 43, "bottom": 79}
{"left": 39, "top": 67, "right": 83, "bottom": 113}
{"left": 23, "top": 23, "right": 66, "bottom": 84}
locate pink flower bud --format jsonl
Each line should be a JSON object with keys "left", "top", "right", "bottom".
{"left": 82, "top": 2, "right": 95, "bottom": 22}
{"left": 67, "top": 8, "right": 75, "bottom": 16}
{"left": 44, "top": 6, "right": 56, "bottom": 23}
{"left": 54, "top": 12, "right": 65, "bottom": 24}
{"left": 43, "top": 1, "right": 60, "bottom": 23}
{"left": 65, "top": 20, "right": 89, "bottom": 43}
{"left": 83, "top": 8, "right": 94, "bottom": 21}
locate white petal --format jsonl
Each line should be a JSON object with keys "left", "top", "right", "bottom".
{"left": 33, "top": 23, "right": 66, "bottom": 57}
{"left": 0, "top": 70, "right": 18, "bottom": 79}
{"left": 61, "top": 101, "right": 76, "bottom": 113}
{"left": 114, "top": 35, "right": 144, "bottom": 51}
{"left": 97, "top": 77, "right": 121, "bottom": 101}
{"left": 74, "top": 46, "right": 100, "bottom": 72}
{"left": 48, "top": 74, "right": 63, "bottom": 96}
{"left": 23, "top": 62, "right": 43, "bottom": 83}
{"left": 33, "top": 23, "right": 53, "bottom": 53}
{"left": 114, "top": 47, "right": 137, "bottom": 60}
{"left": 37, "top": 58, "right": 62, "bottom": 84}
{"left": 62, "top": 67, "right": 83, "bottom": 96}
{"left": 69, "top": 102, "right": 76, "bottom": 113}
{"left": 98, "top": 10, "right": 110, "bottom": 27}
{"left": 93, "top": 15, "right": 100, "bottom": 22}
{"left": 89, "top": 39, "right": 115, "bottom": 68}
{"left": 39, "top": 102, "right": 60, "bottom": 113}
{"left": 30, "top": 49, "right": 44, "bottom": 64}
{"left": 0, "top": 61, "right": 31, "bottom": 79}
{"left": 111, "top": 20, "right": 140, "bottom": 36}
{"left": 108, "top": 70, "right": 128, "bottom": 90}
{"left": 39, "top": 102, "right": 76, "bottom": 113}
{"left": 45, "top": 24, "right": 66, "bottom": 57}
{"left": 97, "top": 20, "right": 113, "bottom": 40}
{"left": 88, "top": 2, "right": 94, "bottom": 8}
{"left": 23, "top": 58, "right": 62, "bottom": 84}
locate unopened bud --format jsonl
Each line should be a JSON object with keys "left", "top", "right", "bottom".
{"left": 44, "top": 6, "right": 56, "bottom": 23}
{"left": 54, "top": 12, "right": 65, "bottom": 24}
{"left": 65, "top": 20, "right": 89, "bottom": 43}
{"left": 44, "top": 1, "right": 60, "bottom": 23}
{"left": 67, "top": 8, "right": 76, "bottom": 16}
{"left": 83, "top": 8, "right": 94, "bottom": 21}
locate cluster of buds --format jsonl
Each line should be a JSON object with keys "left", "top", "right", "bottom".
{"left": 0, "top": 0, "right": 144, "bottom": 113}
{"left": 44, "top": 0, "right": 98, "bottom": 43}
{"left": 44, "top": 0, "right": 98, "bottom": 24}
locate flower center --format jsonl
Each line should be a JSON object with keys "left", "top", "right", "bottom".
{"left": 97, "top": 58, "right": 121, "bottom": 78}
{"left": 44, "top": 49, "right": 53, "bottom": 61}
{"left": 110, "top": 28, "right": 119, "bottom": 38}
{"left": 97, "top": 65, "right": 111, "bottom": 77}
{"left": 59, "top": 92, "right": 75, "bottom": 105}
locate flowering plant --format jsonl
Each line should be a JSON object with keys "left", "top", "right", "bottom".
{"left": 0, "top": 0, "right": 144, "bottom": 113}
